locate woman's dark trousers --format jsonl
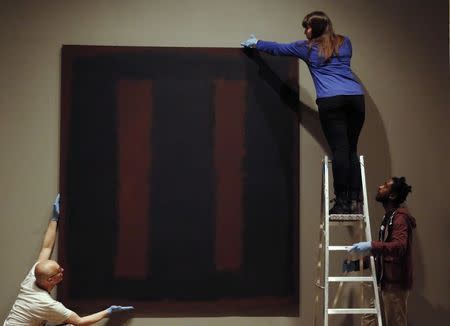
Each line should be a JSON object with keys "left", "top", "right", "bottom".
{"left": 317, "top": 95, "right": 365, "bottom": 199}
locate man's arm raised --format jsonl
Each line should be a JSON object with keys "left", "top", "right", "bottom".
{"left": 37, "top": 194, "right": 60, "bottom": 262}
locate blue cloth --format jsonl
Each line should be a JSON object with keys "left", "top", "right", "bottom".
{"left": 107, "top": 305, "right": 134, "bottom": 314}
{"left": 52, "top": 193, "right": 60, "bottom": 221}
{"left": 256, "top": 37, "right": 363, "bottom": 99}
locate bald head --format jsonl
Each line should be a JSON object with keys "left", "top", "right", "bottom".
{"left": 35, "top": 260, "right": 63, "bottom": 290}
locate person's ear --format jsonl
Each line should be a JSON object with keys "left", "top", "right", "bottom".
{"left": 389, "top": 192, "right": 397, "bottom": 201}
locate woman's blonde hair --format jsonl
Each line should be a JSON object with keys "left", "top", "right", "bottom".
{"left": 302, "top": 11, "right": 344, "bottom": 61}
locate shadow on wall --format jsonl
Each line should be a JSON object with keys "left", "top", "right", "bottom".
{"left": 244, "top": 48, "right": 393, "bottom": 222}
{"left": 301, "top": 80, "right": 450, "bottom": 325}
{"left": 355, "top": 80, "right": 392, "bottom": 226}
{"left": 408, "top": 236, "right": 450, "bottom": 325}
{"left": 354, "top": 80, "right": 450, "bottom": 325}
{"left": 244, "top": 51, "right": 406, "bottom": 326}
{"left": 242, "top": 49, "right": 329, "bottom": 154}
{"left": 245, "top": 49, "right": 392, "bottom": 222}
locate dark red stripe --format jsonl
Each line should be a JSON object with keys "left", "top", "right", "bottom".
{"left": 213, "top": 80, "right": 246, "bottom": 271}
{"left": 114, "top": 80, "right": 152, "bottom": 279}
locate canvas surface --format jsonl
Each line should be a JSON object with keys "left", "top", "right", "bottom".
{"left": 59, "top": 46, "right": 299, "bottom": 315}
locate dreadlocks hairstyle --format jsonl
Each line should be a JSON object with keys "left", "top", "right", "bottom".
{"left": 301, "top": 11, "right": 344, "bottom": 61}
{"left": 391, "top": 177, "right": 412, "bottom": 205}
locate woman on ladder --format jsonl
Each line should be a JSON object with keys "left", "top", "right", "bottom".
{"left": 241, "top": 11, "right": 365, "bottom": 214}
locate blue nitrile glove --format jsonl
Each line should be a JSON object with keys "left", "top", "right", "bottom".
{"left": 342, "top": 259, "right": 360, "bottom": 273}
{"left": 106, "top": 305, "right": 134, "bottom": 314}
{"left": 241, "top": 34, "right": 258, "bottom": 48}
{"left": 52, "top": 194, "right": 60, "bottom": 221}
{"left": 348, "top": 241, "right": 372, "bottom": 254}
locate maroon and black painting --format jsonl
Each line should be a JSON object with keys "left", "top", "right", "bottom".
{"left": 59, "top": 45, "right": 299, "bottom": 316}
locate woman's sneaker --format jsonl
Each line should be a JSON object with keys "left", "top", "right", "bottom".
{"left": 329, "top": 194, "right": 350, "bottom": 215}
{"left": 349, "top": 191, "right": 363, "bottom": 214}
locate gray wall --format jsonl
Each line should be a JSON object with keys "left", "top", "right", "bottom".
{"left": 1, "top": 0, "right": 448, "bottom": 325}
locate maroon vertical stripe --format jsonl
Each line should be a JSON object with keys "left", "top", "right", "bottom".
{"left": 114, "top": 80, "right": 152, "bottom": 279}
{"left": 214, "top": 80, "right": 246, "bottom": 271}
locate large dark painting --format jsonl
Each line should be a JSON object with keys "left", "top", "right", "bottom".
{"left": 59, "top": 45, "right": 299, "bottom": 316}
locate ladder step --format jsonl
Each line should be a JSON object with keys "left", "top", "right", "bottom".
{"left": 328, "top": 308, "right": 377, "bottom": 315}
{"left": 329, "top": 214, "right": 364, "bottom": 222}
{"left": 329, "top": 276, "right": 373, "bottom": 282}
{"left": 329, "top": 245, "right": 352, "bottom": 251}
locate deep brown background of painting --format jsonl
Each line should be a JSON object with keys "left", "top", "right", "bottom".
{"left": 58, "top": 46, "right": 299, "bottom": 316}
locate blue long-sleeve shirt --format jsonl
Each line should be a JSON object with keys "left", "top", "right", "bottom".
{"left": 256, "top": 37, "right": 363, "bottom": 99}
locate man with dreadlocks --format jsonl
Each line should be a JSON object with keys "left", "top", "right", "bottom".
{"left": 348, "top": 177, "right": 416, "bottom": 326}
{"left": 241, "top": 11, "right": 365, "bottom": 215}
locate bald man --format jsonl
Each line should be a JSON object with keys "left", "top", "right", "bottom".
{"left": 3, "top": 195, "right": 133, "bottom": 326}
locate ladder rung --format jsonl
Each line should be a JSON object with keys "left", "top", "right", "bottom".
{"left": 329, "top": 276, "right": 373, "bottom": 282}
{"left": 328, "top": 308, "right": 377, "bottom": 315}
{"left": 329, "top": 214, "right": 364, "bottom": 222}
{"left": 329, "top": 245, "right": 352, "bottom": 251}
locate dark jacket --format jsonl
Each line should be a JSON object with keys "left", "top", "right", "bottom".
{"left": 371, "top": 208, "right": 417, "bottom": 290}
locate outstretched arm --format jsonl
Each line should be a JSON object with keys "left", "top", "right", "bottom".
{"left": 37, "top": 194, "right": 60, "bottom": 262}
{"left": 256, "top": 40, "right": 308, "bottom": 58}
{"left": 64, "top": 306, "right": 134, "bottom": 326}
{"left": 64, "top": 309, "right": 109, "bottom": 326}
{"left": 241, "top": 34, "right": 309, "bottom": 59}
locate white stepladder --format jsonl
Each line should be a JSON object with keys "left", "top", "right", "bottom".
{"left": 313, "top": 155, "right": 383, "bottom": 326}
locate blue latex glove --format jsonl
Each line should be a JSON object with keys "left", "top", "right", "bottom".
{"left": 107, "top": 305, "right": 134, "bottom": 314}
{"left": 241, "top": 34, "right": 258, "bottom": 48}
{"left": 342, "top": 259, "right": 360, "bottom": 273}
{"left": 52, "top": 194, "right": 60, "bottom": 221}
{"left": 348, "top": 241, "right": 372, "bottom": 254}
